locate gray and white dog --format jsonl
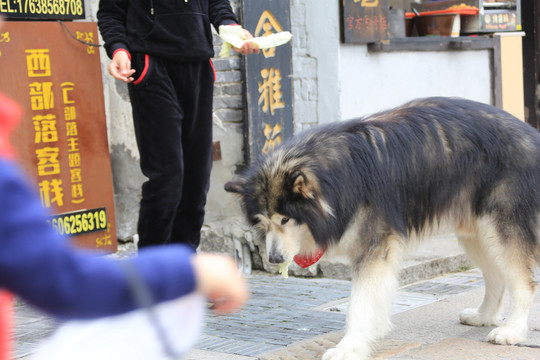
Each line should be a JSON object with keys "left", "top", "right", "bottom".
{"left": 225, "top": 97, "right": 540, "bottom": 360}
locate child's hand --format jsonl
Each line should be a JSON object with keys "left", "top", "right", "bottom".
{"left": 191, "top": 253, "right": 248, "bottom": 314}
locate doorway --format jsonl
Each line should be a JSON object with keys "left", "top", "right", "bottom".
{"left": 522, "top": 0, "right": 540, "bottom": 129}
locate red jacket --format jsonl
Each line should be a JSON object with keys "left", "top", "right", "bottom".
{"left": 0, "top": 92, "right": 20, "bottom": 360}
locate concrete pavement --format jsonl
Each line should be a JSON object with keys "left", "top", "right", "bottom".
{"left": 14, "top": 236, "right": 540, "bottom": 359}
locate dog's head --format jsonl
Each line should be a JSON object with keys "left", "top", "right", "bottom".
{"left": 225, "top": 163, "right": 330, "bottom": 265}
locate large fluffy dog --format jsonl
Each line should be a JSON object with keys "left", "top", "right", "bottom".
{"left": 225, "top": 97, "right": 540, "bottom": 360}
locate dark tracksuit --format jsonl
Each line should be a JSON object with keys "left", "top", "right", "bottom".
{"left": 97, "top": 0, "right": 238, "bottom": 248}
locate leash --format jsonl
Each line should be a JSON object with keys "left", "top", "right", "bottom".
{"left": 121, "top": 261, "right": 183, "bottom": 360}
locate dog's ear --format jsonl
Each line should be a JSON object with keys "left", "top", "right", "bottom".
{"left": 291, "top": 171, "right": 314, "bottom": 199}
{"left": 224, "top": 178, "right": 247, "bottom": 194}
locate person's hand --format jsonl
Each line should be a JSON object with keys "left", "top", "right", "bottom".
{"left": 232, "top": 29, "right": 260, "bottom": 55}
{"left": 191, "top": 253, "right": 248, "bottom": 315}
{"left": 108, "top": 50, "right": 136, "bottom": 83}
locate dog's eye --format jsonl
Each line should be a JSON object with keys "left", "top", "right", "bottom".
{"left": 281, "top": 217, "right": 290, "bottom": 225}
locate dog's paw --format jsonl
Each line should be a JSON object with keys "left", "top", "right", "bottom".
{"left": 488, "top": 326, "right": 526, "bottom": 345}
{"left": 459, "top": 308, "right": 501, "bottom": 327}
{"left": 322, "top": 347, "right": 369, "bottom": 360}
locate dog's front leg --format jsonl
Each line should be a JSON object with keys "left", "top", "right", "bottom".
{"left": 323, "top": 238, "right": 403, "bottom": 360}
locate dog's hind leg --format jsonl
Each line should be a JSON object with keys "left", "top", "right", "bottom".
{"left": 458, "top": 233, "right": 505, "bottom": 327}
{"left": 322, "top": 234, "right": 404, "bottom": 360}
{"left": 487, "top": 251, "right": 535, "bottom": 345}
{"left": 462, "top": 217, "right": 536, "bottom": 345}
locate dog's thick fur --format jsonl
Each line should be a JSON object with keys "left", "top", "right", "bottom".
{"left": 225, "top": 97, "right": 540, "bottom": 360}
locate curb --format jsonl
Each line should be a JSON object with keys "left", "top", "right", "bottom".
{"left": 398, "top": 253, "right": 472, "bottom": 285}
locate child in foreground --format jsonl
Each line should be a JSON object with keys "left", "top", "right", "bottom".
{"left": 0, "top": 90, "right": 247, "bottom": 359}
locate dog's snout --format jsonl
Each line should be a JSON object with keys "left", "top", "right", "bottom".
{"left": 268, "top": 249, "right": 284, "bottom": 264}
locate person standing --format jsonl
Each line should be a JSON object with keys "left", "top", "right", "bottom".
{"left": 97, "top": 0, "right": 258, "bottom": 249}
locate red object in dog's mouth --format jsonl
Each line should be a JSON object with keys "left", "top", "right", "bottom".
{"left": 293, "top": 247, "right": 326, "bottom": 268}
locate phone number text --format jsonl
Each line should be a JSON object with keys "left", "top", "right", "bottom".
{"left": 0, "top": 0, "right": 84, "bottom": 18}
{"left": 48, "top": 208, "right": 108, "bottom": 237}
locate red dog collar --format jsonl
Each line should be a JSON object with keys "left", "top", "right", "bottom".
{"left": 293, "top": 247, "right": 326, "bottom": 268}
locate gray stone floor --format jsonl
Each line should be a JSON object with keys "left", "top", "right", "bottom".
{"left": 14, "top": 300, "right": 58, "bottom": 359}
{"left": 194, "top": 269, "right": 485, "bottom": 358}
{"left": 15, "top": 268, "right": 540, "bottom": 360}
{"left": 14, "top": 269, "right": 486, "bottom": 359}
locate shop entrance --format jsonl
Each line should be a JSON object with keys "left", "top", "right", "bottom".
{"left": 522, "top": 1, "right": 540, "bottom": 129}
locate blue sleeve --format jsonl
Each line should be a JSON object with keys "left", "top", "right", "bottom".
{"left": 0, "top": 159, "right": 197, "bottom": 319}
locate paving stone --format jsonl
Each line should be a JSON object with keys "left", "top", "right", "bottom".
{"left": 405, "top": 338, "right": 540, "bottom": 360}
{"left": 372, "top": 340, "right": 423, "bottom": 359}
{"left": 195, "top": 270, "right": 488, "bottom": 358}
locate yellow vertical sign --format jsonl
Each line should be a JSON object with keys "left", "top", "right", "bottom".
{"left": 243, "top": 0, "right": 293, "bottom": 163}
{"left": 254, "top": 10, "right": 288, "bottom": 155}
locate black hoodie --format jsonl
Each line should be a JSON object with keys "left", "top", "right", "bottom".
{"left": 97, "top": 0, "right": 238, "bottom": 61}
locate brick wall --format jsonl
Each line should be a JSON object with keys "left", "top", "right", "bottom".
{"left": 291, "top": 0, "right": 319, "bottom": 133}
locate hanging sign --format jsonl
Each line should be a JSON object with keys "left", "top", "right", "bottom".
{"left": 342, "top": 0, "right": 389, "bottom": 43}
{"left": 242, "top": 0, "right": 294, "bottom": 165}
{"left": 0, "top": 21, "right": 117, "bottom": 252}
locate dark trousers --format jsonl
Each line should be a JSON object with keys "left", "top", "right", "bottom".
{"left": 128, "top": 54, "right": 215, "bottom": 249}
